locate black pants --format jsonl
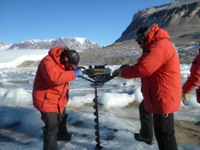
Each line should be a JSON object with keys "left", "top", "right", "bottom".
{"left": 139, "top": 100, "right": 177, "bottom": 150}
{"left": 41, "top": 109, "right": 68, "bottom": 150}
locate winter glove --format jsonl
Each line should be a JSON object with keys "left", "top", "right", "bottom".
{"left": 182, "top": 92, "right": 189, "bottom": 101}
{"left": 112, "top": 68, "right": 123, "bottom": 76}
{"left": 119, "top": 64, "right": 130, "bottom": 69}
{"left": 112, "top": 64, "right": 130, "bottom": 76}
{"left": 74, "top": 70, "right": 83, "bottom": 77}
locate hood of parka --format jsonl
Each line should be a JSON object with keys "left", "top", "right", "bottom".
{"left": 145, "top": 24, "right": 170, "bottom": 47}
{"left": 48, "top": 46, "right": 70, "bottom": 70}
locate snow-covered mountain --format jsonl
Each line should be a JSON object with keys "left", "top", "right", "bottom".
{"left": 0, "top": 42, "right": 12, "bottom": 50}
{"left": 4, "top": 37, "right": 102, "bottom": 50}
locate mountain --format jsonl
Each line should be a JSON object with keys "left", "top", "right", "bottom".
{"left": 0, "top": 42, "right": 12, "bottom": 50}
{"left": 115, "top": 0, "right": 200, "bottom": 46}
{"left": 1, "top": 0, "right": 199, "bottom": 65}
{"left": 79, "top": 40, "right": 142, "bottom": 65}
{"left": 6, "top": 37, "right": 102, "bottom": 50}
{"left": 80, "top": 0, "right": 199, "bottom": 66}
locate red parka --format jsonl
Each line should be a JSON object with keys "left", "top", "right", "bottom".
{"left": 182, "top": 55, "right": 200, "bottom": 93}
{"left": 121, "top": 24, "right": 181, "bottom": 114}
{"left": 32, "top": 46, "right": 76, "bottom": 114}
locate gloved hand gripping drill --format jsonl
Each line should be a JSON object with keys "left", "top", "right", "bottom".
{"left": 112, "top": 64, "right": 130, "bottom": 77}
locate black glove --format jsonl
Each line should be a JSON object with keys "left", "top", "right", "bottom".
{"left": 112, "top": 64, "right": 130, "bottom": 76}
{"left": 119, "top": 64, "right": 130, "bottom": 69}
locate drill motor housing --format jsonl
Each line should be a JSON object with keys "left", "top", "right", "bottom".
{"left": 84, "top": 64, "right": 111, "bottom": 83}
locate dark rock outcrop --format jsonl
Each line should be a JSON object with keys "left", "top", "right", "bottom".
{"left": 116, "top": 0, "right": 200, "bottom": 46}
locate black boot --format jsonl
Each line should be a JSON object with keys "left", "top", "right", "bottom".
{"left": 134, "top": 133, "right": 153, "bottom": 145}
{"left": 57, "top": 132, "right": 74, "bottom": 141}
{"left": 57, "top": 112, "right": 74, "bottom": 141}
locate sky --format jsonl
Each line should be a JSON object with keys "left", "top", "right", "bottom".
{"left": 0, "top": 49, "right": 200, "bottom": 149}
{"left": 0, "top": 0, "right": 172, "bottom": 46}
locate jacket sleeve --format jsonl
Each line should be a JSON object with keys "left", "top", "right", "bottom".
{"left": 182, "top": 56, "right": 200, "bottom": 93}
{"left": 40, "top": 59, "right": 76, "bottom": 86}
{"left": 121, "top": 47, "right": 166, "bottom": 78}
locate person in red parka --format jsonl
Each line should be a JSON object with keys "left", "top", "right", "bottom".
{"left": 32, "top": 46, "right": 82, "bottom": 150}
{"left": 113, "top": 24, "right": 181, "bottom": 150}
{"left": 182, "top": 43, "right": 200, "bottom": 101}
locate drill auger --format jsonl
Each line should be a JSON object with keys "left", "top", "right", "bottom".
{"left": 92, "top": 84, "right": 103, "bottom": 150}
{"left": 80, "top": 64, "right": 118, "bottom": 149}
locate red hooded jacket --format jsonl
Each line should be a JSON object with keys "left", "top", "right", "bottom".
{"left": 121, "top": 24, "right": 181, "bottom": 114}
{"left": 182, "top": 55, "right": 200, "bottom": 93}
{"left": 32, "top": 46, "right": 76, "bottom": 114}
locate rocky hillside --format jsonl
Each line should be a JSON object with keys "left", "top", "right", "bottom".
{"left": 78, "top": 0, "right": 200, "bottom": 66}
{"left": 7, "top": 37, "right": 102, "bottom": 50}
{"left": 79, "top": 40, "right": 141, "bottom": 66}
{"left": 116, "top": 0, "right": 200, "bottom": 46}
{"left": 79, "top": 40, "right": 199, "bottom": 66}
